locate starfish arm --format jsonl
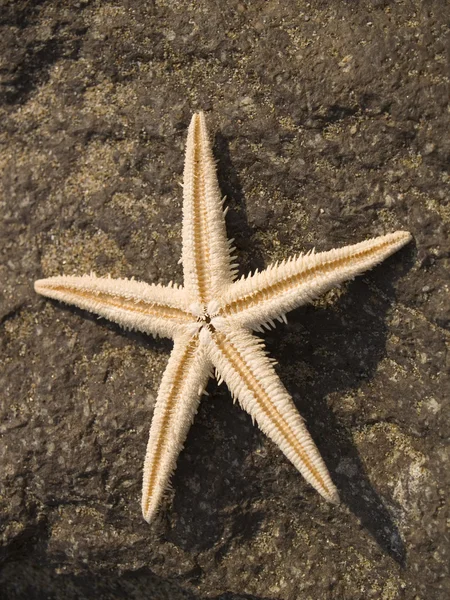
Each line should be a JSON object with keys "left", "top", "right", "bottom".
{"left": 182, "top": 112, "right": 235, "bottom": 305}
{"left": 207, "top": 326, "right": 339, "bottom": 504}
{"left": 142, "top": 332, "right": 211, "bottom": 522}
{"left": 34, "top": 274, "right": 193, "bottom": 339}
{"left": 220, "top": 231, "right": 412, "bottom": 330}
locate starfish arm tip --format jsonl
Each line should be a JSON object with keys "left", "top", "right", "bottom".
{"left": 141, "top": 506, "right": 154, "bottom": 524}
{"left": 326, "top": 488, "right": 341, "bottom": 505}
{"left": 400, "top": 230, "right": 413, "bottom": 244}
{"left": 34, "top": 278, "right": 47, "bottom": 293}
{"left": 390, "top": 229, "right": 413, "bottom": 244}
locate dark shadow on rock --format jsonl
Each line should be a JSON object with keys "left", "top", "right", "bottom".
{"left": 156, "top": 367, "right": 267, "bottom": 551}
{"left": 1, "top": 0, "right": 91, "bottom": 108}
{"left": 213, "top": 131, "right": 267, "bottom": 274}
{"left": 0, "top": 561, "right": 282, "bottom": 600}
{"left": 267, "top": 245, "right": 415, "bottom": 566}
{"left": 43, "top": 299, "right": 173, "bottom": 356}
{"left": 0, "top": 514, "right": 48, "bottom": 569}
{"left": 213, "top": 127, "right": 412, "bottom": 564}
{"left": 212, "top": 128, "right": 412, "bottom": 563}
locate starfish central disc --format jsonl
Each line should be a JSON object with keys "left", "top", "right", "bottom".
{"left": 189, "top": 301, "right": 224, "bottom": 341}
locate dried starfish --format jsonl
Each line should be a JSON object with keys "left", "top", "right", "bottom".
{"left": 35, "top": 112, "right": 412, "bottom": 522}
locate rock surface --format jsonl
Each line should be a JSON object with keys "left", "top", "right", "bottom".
{"left": 1, "top": 1, "right": 449, "bottom": 599}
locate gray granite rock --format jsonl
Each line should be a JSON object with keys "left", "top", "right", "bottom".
{"left": 1, "top": 1, "right": 448, "bottom": 599}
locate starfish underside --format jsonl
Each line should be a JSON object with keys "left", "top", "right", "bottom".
{"left": 35, "top": 112, "right": 412, "bottom": 522}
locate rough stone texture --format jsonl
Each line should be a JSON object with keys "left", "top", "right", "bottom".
{"left": 0, "top": 1, "right": 449, "bottom": 598}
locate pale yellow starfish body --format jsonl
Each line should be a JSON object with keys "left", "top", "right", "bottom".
{"left": 35, "top": 112, "right": 412, "bottom": 523}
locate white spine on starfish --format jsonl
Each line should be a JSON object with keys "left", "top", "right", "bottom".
{"left": 221, "top": 231, "right": 412, "bottom": 331}
{"left": 182, "top": 112, "right": 235, "bottom": 305}
{"left": 208, "top": 324, "right": 340, "bottom": 504}
{"left": 142, "top": 331, "right": 211, "bottom": 522}
{"left": 34, "top": 274, "right": 192, "bottom": 339}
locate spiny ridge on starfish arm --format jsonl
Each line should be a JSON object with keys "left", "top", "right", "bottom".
{"left": 35, "top": 111, "right": 412, "bottom": 523}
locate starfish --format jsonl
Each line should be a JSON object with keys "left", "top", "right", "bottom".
{"left": 35, "top": 112, "right": 412, "bottom": 523}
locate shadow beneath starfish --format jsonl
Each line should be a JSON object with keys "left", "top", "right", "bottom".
{"left": 0, "top": 560, "right": 280, "bottom": 600}
{"left": 46, "top": 299, "right": 173, "bottom": 354}
{"left": 213, "top": 130, "right": 268, "bottom": 274}
{"left": 208, "top": 131, "right": 414, "bottom": 565}
{"left": 269, "top": 270, "right": 412, "bottom": 567}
